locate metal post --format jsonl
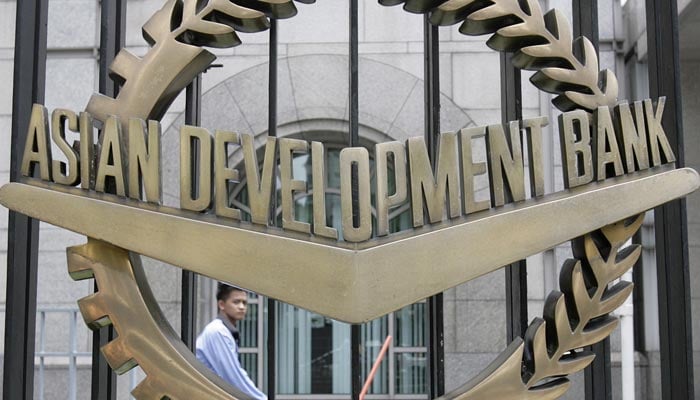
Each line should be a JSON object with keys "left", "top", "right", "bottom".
{"left": 500, "top": 50, "right": 528, "bottom": 342}
{"left": 632, "top": 230, "right": 646, "bottom": 352}
{"left": 424, "top": 15, "right": 445, "bottom": 399}
{"left": 349, "top": 1, "right": 362, "bottom": 398}
{"left": 645, "top": 0, "right": 695, "bottom": 398}
{"left": 181, "top": 75, "right": 201, "bottom": 350}
{"left": 266, "top": 18, "right": 278, "bottom": 400}
{"left": 2, "top": 0, "right": 48, "bottom": 399}
{"left": 92, "top": 0, "right": 125, "bottom": 398}
{"left": 571, "top": 2, "right": 611, "bottom": 399}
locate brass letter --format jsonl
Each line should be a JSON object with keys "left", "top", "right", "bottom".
{"left": 311, "top": 142, "right": 338, "bottom": 240}
{"left": 459, "top": 126, "right": 490, "bottom": 214}
{"left": 180, "top": 125, "right": 213, "bottom": 212}
{"left": 214, "top": 131, "right": 240, "bottom": 219}
{"left": 614, "top": 101, "right": 649, "bottom": 172}
{"left": 407, "top": 134, "right": 461, "bottom": 227}
{"left": 644, "top": 97, "right": 676, "bottom": 166}
{"left": 487, "top": 121, "right": 525, "bottom": 207}
{"left": 20, "top": 104, "right": 52, "bottom": 181}
{"left": 51, "top": 109, "right": 80, "bottom": 186}
{"left": 340, "top": 147, "right": 372, "bottom": 242}
{"left": 522, "top": 117, "right": 548, "bottom": 198}
{"left": 559, "top": 110, "right": 593, "bottom": 189}
{"left": 95, "top": 116, "right": 126, "bottom": 196}
{"left": 594, "top": 107, "right": 624, "bottom": 181}
{"left": 279, "top": 138, "right": 310, "bottom": 234}
{"left": 79, "top": 112, "right": 95, "bottom": 190}
{"left": 375, "top": 141, "right": 407, "bottom": 236}
{"left": 128, "top": 119, "right": 162, "bottom": 203}
{"left": 242, "top": 134, "right": 276, "bottom": 226}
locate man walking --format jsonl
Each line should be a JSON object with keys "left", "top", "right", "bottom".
{"left": 196, "top": 283, "right": 267, "bottom": 400}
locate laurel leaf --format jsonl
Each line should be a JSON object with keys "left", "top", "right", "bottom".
{"left": 597, "top": 282, "right": 634, "bottom": 317}
{"left": 556, "top": 90, "right": 607, "bottom": 112}
{"left": 524, "top": 319, "right": 549, "bottom": 384}
{"left": 543, "top": 9, "right": 572, "bottom": 50}
{"left": 187, "top": 17, "right": 235, "bottom": 37}
{"left": 561, "top": 260, "right": 592, "bottom": 330}
{"left": 469, "top": 2, "right": 511, "bottom": 21}
{"left": 229, "top": 0, "right": 301, "bottom": 19}
{"left": 601, "top": 214, "right": 644, "bottom": 245}
{"left": 430, "top": 0, "right": 486, "bottom": 26}
{"left": 605, "top": 245, "right": 641, "bottom": 283}
{"left": 527, "top": 379, "right": 570, "bottom": 400}
{"left": 556, "top": 352, "right": 595, "bottom": 377}
{"left": 514, "top": 44, "right": 568, "bottom": 69}
{"left": 532, "top": 68, "right": 589, "bottom": 95}
{"left": 574, "top": 37, "right": 601, "bottom": 85}
{"left": 580, "top": 316, "right": 619, "bottom": 347}
{"left": 143, "top": 0, "right": 181, "bottom": 45}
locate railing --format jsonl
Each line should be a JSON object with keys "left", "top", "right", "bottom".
{"left": 35, "top": 308, "right": 91, "bottom": 400}
{"left": 1, "top": 307, "right": 146, "bottom": 400}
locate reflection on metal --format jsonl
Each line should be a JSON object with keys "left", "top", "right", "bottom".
{"left": 180, "top": 125, "right": 213, "bottom": 212}
{"left": 442, "top": 215, "right": 643, "bottom": 399}
{"left": 67, "top": 239, "right": 247, "bottom": 399}
{"left": 312, "top": 142, "right": 339, "bottom": 240}
{"left": 522, "top": 117, "right": 547, "bottom": 197}
{"left": 20, "top": 104, "right": 51, "bottom": 181}
{"left": 1, "top": 166, "right": 697, "bottom": 323}
{"left": 95, "top": 116, "right": 127, "bottom": 196}
{"left": 280, "top": 138, "right": 311, "bottom": 234}
{"left": 486, "top": 122, "right": 525, "bottom": 206}
{"left": 559, "top": 110, "right": 594, "bottom": 189}
{"left": 375, "top": 141, "right": 408, "bottom": 236}
{"left": 127, "top": 118, "right": 162, "bottom": 204}
{"left": 50, "top": 109, "right": 80, "bottom": 186}
{"left": 340, "top": 147, "right": 372, "bottom": 242}
{"left": 408, "top": 133, "right": 461, "bottom": 227}
{"left": 214, "top": 131, "right": 241, "bottom": 219}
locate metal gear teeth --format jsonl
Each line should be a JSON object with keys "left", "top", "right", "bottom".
{"left": 108, "top": 50, "right": 141, "bottom": 88}
{"left": 102, "top": 337, "right": 139, "bottom": 374}
{"left": 76, "top": 293, "right": 113, "bottom": 330}
{"left": 67, "top": 245, "right": 97, "bottom": 281}
{"left": 66, "top": 240, "right": 242, "bottom": 400}
{"left": 131, "top": 378, "right": 166, "bottom": 400}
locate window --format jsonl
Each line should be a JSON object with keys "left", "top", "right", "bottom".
{"left": 229, "top": 137, "right": 425, "bottom": 398}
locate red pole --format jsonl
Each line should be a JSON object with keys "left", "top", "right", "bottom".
{"left": 359, "top": 335, "right": 392, "bottom": 400}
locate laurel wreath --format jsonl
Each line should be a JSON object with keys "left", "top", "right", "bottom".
{"left": 74, "top": 1, "right": 637, "bottom": 399}
{"left": 441, "top": 214, "right": 642, "bottom": 399}
{"left": 382, "top": 0, "right": 618, "bottom": 112}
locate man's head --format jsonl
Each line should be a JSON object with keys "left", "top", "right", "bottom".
{"left": 217, "top": 283, "right": 248, "bottom": 325}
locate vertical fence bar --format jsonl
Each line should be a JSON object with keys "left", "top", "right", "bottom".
{"left": 70, "top": 310, "right": 79, "bottom": 400}
{"left": 39, "top": 311, "right": 47, "bottom": 399}
{"left": 645, "top": 0, "right": 695, "bottom": 398}
{"left": 423, "top": 15, "right": 445, "bottom": 399}
{"left": 181, "top": 74, "right": 202, "bottom": 350}
{"left": 632, "top": 229, "right": 647, "bottom": 352}
{"left": 266, "top": 18, "right": 278, "bottom": 400}
{"left": 3, "top": 0, "right": 47, "bottom": 398}
{"left": 500, "top": 49, "right": 527, "bottom": 342}
{"left": 349, "top": 0, "right": 362, "bottom": 399}
{"left": 92, "top": 0, "right": 125, "bottom": 398}
{"left": 571, "top": 2, "right": 611, "bottom": 399}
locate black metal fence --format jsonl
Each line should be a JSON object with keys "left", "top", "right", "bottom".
{"left": 2, "top": 0, "right": 694, "bottom": 399}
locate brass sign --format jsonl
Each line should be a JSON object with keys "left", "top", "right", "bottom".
{"left": 1, "top": 0, "right": 698, "bottom": 399}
